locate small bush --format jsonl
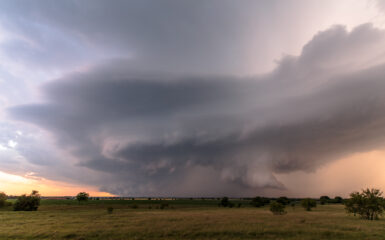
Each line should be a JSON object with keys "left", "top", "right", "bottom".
{"left": 131, "top": 204, "right": 139, "bottom": 209}
{"left": 107, "top": 207, "right": 113, "bottom": 214}
{"left": 0, "top": 192, "right": 7, "bottom": 208}
{"left": 14, "top": 190, "right": 40, "bottom": 211}
{"left": 270, "top": 201, "right": 286, "bottom": 215}
{"left": 301, "top": 198, "right": 317, "bottom": 211}
{"left": 219, "top": 197, "right": 234, "bottom": 208}
{"left": 276, "top": 196, "right": 290, "bottom": 205}
{"left": 159, "top": 203, "right": 169, "bottom": 209}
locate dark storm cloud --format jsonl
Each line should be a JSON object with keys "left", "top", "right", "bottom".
{"left": 0, "top": 0, "right": 319, "bottom": 74}
{"left": 9, "top": 23, "right": 385, "bottom": 196}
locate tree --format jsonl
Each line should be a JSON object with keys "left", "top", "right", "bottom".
{"left": 250, "top": 196, "right": 270, "bottom": 207}
{"left": 320, "top": 196, "right": 330, "bottom": 205}
{"left": 13, "top": 190, "right": 40, "bottom": 211}
{"left": 76, "top": 192, "right": 89, "bottom": 202}
{"left": 219, "top": 197, "right": 234, "bottom": 207}
{"left": 270, "top": 201, "right": 286, "bottom": 215}
{"left": 334, "top": 196, "right": 343, "bottom": 203}
{"left": 276, "top": 196, "right": 290, "bottom": 205}
{"left": 345, "top": 188, "right": 385, "bottom": 220}
{"left": 0, "top": 192, "right": 7, "bottom": 207}
{"left": 301, "top": 198, "right": 317, "bottom": 211}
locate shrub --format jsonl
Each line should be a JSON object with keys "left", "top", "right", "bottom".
{"left": 220, "top": 197, "right": 232, "bottom": 207}
{"left": 250, "top": 196, "right": 270, "bottom": 207}
{"left": 276, "top": 196, "right": 290, "bottom": 205}
{"left": 320, "top": 196, "right": 330, "bottom": 205}
{"left": 131, "top": 204, "right": 139, "bottom": 209}
{"left": 159, "top": 203, "right": 169, "bottom": 209}
{"left": 13, "top": 190, "right": 40, "bottom": 211}
{"left": 301, "top": 198, "right": 317, "bottom": 211}
{"left": 345, "top": 188, "right": 385, "bottom": 220}
{"left": 76, "top": 192, "right": 89, "bottom": 202}
{"left": 107, "top": 207, "right": 113, "bottom": 214}
{"left": 0, "top": 192, "right": 7, "bottom": 208}
{"left": 270, "top": 201, "right": 286, "bottom": 215}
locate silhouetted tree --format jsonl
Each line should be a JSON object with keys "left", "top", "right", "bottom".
{"left": 276, "top": 196, "right": 290, "bottom": 205}
{"left": 334, "top": 196, "right": 343, "bottom": 203}
{"left": 0, "top": 192, "right": 7, "bottom": 207}
{"left": 13, "top": 190, "right": 40, "bottom": 211}
{"left": 320, "top": 196, "right": 330, "bottom": 205}
{"left": 76, "top": 192, "right": 89, "bottom": 202}
{"left": 345, "top": 188, "right": 385, "bottom": 220}
{"left": 301, "top": 198, "right": 317, "bottom": 211}
{"left": 219, "top": 197, "right": 234, "bottom": 207}
{"left": 250, "top": 196, "right": 270, "bottom": 207}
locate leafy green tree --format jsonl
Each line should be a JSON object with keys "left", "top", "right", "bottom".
{"left": 0, "top": 192, "right": 7, "bottom": 207}
{"left": 345, "top": 188, "right": 385, "bottom": 220}
{"left": 270, "top": 201, "right": 286, "bottom": 215}
{"left": 301, "top": 198, "right": 317, "bottom": 211}
{"left": 13, "top": 190, "right": 40, "bottom": 211}
{"left": 76, "top": 192, "right": 89, "bottom": 202}
{"left": 320, "top": 196, "right": 330, "bottom": 205}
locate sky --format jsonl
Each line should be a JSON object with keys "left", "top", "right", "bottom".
{"left": 1, "top": 0, "right": 385, "bottom": 197}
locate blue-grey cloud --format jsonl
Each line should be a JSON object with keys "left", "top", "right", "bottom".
{"left": 0, "top": 0, "right": 352, "bottom": 75}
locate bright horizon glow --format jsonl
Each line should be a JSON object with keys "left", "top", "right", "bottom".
{"left": 0, "top": 171, "right": 114, "bottom": 196}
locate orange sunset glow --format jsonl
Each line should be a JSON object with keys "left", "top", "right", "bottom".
{"left": 0, "top": 171, "right": 114, "bottom": 196}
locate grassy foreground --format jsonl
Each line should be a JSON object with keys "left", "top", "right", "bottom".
{"left": 1, "top": 200, "right": 385, "bottom": 240}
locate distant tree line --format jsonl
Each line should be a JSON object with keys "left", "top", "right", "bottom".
{"left": 1, "top": 188, "right": 384, "bottom": 221}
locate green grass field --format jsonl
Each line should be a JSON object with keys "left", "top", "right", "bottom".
{"left": 1, "top": 200, "right": 385, "bottom": 240}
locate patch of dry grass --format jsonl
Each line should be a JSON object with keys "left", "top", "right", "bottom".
{"left": 0, "top": 203, "right": 384, "bottom": 239}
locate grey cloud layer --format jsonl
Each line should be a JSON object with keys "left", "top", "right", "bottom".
{"left": 0, "top": 0, "right": 350, "bottom": 74}
{"left": 9, "top": 24, "right": 385, "bottom": 196}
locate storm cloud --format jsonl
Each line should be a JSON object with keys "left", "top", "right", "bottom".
{"left": 8, "top": 23, "right": 385, "bottom": 196}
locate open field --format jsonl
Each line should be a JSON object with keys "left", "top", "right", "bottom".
{"left": 1, "top": 200, "right": 385, "bottom": 240}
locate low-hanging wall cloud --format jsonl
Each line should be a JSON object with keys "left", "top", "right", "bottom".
{"left": 8, "top": 23, "right": 385, "bottom": 196}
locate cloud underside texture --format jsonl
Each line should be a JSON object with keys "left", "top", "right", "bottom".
{"left": 9, "top": 23, "right": 385, "bottom": 196}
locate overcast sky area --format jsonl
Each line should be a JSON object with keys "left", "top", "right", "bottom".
{"left": 1, "top": 0, "right": 385, "bottom": 197}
